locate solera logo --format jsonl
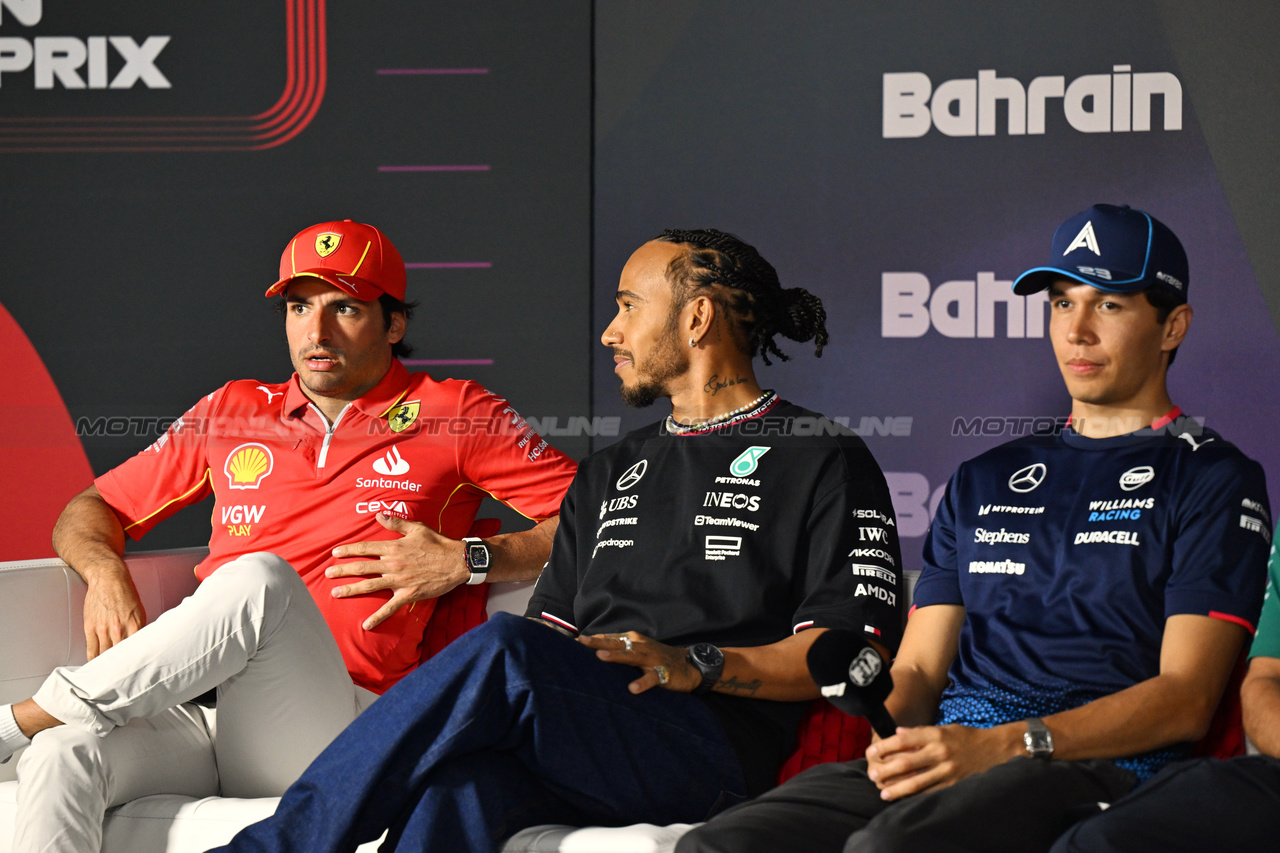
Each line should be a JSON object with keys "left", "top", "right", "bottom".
{"left": 883, "top": 65, "right": 1182, "bottom": 138}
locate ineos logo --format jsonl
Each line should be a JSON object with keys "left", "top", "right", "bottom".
{"left": 1120, "top": 466, "right": 1155, "bottom": 491}
{"left": 615, "top": 460, "right": 648, "bottom": 492}
{"left": 1008, "top": 463, "right": 1047, "bottom": 494}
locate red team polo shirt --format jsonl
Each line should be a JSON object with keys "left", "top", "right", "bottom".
{"left": 96, "top": 361, "right": 577, "bottom": 692}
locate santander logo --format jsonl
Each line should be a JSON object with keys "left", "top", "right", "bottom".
{"left": 372, "top": 445, "right": 410, "bottom": 477}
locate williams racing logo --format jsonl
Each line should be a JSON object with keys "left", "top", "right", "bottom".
{"left": 386, "top": 401, "right": 420, "bottom": 433}
{"left": 225, "top": 443, "right": 274, "bottom": 490}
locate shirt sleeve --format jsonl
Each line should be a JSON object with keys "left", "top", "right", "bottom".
{"left": 1165, "top": 451, "right": 1270, "bottom": 631}
{"left": 94, "top": 390, "right": 220, "bottom": 539}
{"left": 1249, "top": 520, "right": 1280, "bottom": 659}
{"left": 790, "top": 437, "right": 904, "bottom": 654}
{"left": 523, "top": 474, "right": 581, "bottom": 633}
{"left": 910, "top": 469, "right": 963, "bottom": 610}
{"left": 453, "top": 382, "right": 578, "bottom": 522}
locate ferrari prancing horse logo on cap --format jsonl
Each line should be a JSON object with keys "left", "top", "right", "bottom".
{"left": 314, "top": 233, "right": 342, "bottom": 257}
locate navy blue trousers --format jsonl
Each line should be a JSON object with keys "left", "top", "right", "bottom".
{"left": 207, "top": 614, "right": 747, "bottom": 853}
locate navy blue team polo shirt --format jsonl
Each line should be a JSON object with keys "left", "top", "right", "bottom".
{"left": 912, "top": 415, "right": 1270, "bottom": 778}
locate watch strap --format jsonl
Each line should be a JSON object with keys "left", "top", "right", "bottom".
{"left": 463, "top": 537, "right": 489, "bottom": 585}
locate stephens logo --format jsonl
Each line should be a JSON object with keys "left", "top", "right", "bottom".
{"left": 225, "top": 443, "right": 274, "bottom": 490}
{"left": 730, "top": 446, "right": 770, "bottom": 477}
{"left": 615, "top": 459, "right": 648, "bottom": 491}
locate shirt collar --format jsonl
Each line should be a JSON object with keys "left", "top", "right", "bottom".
{"left": 282, "top": 359, "right": 418, "bottom": 419}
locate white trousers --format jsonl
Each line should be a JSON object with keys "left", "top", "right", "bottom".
{"left": 14, "top": 553, "right": 377, "bottom": 853}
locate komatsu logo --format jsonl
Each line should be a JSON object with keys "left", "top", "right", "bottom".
{"left": 0, "top": 2, "right": 171, "bottom": 90}
{"left": 883, "top": 65, "right": 1182, "bottom": 138}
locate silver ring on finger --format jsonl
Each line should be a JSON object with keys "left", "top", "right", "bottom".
{"left": 653, "top": 664, "right": 670, "bottom": 685}
{"left": 619, "top": 636, "right": 633, "bottom": 652}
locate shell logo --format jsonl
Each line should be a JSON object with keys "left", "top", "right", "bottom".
{"left": 225, "top": 443, "right": 275, "bottom": 490}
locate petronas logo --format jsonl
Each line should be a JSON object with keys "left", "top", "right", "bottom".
{"left": 730, "top": 446, "right": 770, "bottom": 477}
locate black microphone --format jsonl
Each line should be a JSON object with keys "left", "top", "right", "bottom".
{"left": 806, "top": 629, "right": 897, "bottom": 738}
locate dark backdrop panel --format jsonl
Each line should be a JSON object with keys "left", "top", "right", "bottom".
{"left": 594, "top": 0, "right": 1280, "bottom": 574}
{"left": 1, "top": 0, "right": 591, "bottom": 553}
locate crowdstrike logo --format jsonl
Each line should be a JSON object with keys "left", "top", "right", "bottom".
{"left": 883, "top": 65, "right": 1182, "bottom": 138}
{"left": 372, "top": 445, "right": 410, "bottom": 477}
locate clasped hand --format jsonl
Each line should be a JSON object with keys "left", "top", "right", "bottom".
{"left": 864, "top": 724, "right": 1010, "bottom": 801}
{"left": 327, "top": 513, "right": 467, "bottom": 631}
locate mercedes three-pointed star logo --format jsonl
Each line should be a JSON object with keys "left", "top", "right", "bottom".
{"left": 615, "top": 459, "right": 649, "bottom": 491}
{"left": 1008, "top": 463, "right": 1047, "bottom": 493}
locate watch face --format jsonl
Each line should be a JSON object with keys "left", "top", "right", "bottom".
{"left": 691, "top": 643, "right": 725, "bottom": 667}
{"left": 467, "top": 542, "right": 491, "bottom": 570}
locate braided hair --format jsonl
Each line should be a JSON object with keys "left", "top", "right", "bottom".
{"left": 655, "top": 229, "right": 828, "bottom": 365}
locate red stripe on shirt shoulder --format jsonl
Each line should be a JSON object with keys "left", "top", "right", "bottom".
{"left": 1209, "top": 610, "right": 1256, "bottom": 635}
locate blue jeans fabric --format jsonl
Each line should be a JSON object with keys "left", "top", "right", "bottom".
{"left": 207, "top": 613, "right": 749, "bottom": 853}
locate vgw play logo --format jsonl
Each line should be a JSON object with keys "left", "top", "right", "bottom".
{"left": 0, "top": 0, "right": 170, "bottom": 89}
{"left": 883, "top": 65, "right": 1182, "bottom": 138}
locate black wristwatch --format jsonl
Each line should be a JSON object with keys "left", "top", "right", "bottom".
{"left": 686, "top": 643, "right": 725, "bottom": 694}
{"left": 1023, "top": 717, "right": 1054, "bottom": 759}
{"left": 462, "top": 537, "right": 490, "bottom": 585}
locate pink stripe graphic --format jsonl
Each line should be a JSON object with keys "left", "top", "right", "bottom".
{"left": 377, "top": 68, "right": 489, "bottom": 75}
{"left": 400, "top": 359, "right": 494, "bottom": 366}
{"left": 378, "top": 165, "right": 490, "bottom": 172}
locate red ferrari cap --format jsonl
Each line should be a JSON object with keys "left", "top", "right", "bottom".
{"left": 265, "top": 220, "right": 407, "bottom": 302}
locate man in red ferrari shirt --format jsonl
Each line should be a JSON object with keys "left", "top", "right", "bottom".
{"left": 0, "top": 220, "right": 577, "bottom": 853}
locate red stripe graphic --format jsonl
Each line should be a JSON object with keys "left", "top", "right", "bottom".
{"left": 0, "top": 0, "right": 327, "bottom": 152}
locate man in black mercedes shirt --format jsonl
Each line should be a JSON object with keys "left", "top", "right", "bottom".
{"left": 208, "top": 229, "right": 903, "bottom": 853}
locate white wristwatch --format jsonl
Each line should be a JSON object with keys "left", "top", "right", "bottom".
{"left": 463, "top": 537, "right": 490, "bottom": 585}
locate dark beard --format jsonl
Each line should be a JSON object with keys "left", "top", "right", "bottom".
{"left": 616, "top": 323, "right": 688, "bottom": 408}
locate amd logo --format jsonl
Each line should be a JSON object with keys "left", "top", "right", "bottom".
{"left": 882, "top": 272, "right": 1049, "bottom": 338}
{"left": 884, "top": 65, "right": 1181, "bottom": 138}
{"left": 0, "top": 0, "right": 171, "bottom": 89}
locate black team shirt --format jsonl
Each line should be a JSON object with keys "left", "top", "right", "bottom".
{"left": 527, "top": 396, "right": 903, "bottom": 794}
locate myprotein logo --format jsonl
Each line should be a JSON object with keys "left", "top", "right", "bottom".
{"left": 883, "top": 65, "right": 1182, "bottom": 138}
{"left": 882, "top": 273, "right": 1049, "bottom": 338}
{"left": 0, "top": 0, "right": 326, "bottom": 152}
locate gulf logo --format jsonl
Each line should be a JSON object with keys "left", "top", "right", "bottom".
{"left": 225, "top": 443, "right": 275, "bottom": 490}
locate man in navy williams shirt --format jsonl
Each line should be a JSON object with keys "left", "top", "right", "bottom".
{"left": 679, "top": 204, "right": 1271, "bottom": 853}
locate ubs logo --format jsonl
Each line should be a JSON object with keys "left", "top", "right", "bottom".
{"left": 615, "top": 459, "right": 648, "bottom": 491}
{"left": 1008, "top": 463, "right": 1046, "bottom": 493}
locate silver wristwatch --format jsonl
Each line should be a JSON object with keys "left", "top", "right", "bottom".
{"left": 1023, "top": 717, "right": 1054, "bottom": 759}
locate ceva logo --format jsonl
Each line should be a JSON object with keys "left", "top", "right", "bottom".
{"left": 883, "top": 65, "right": 1182, "bottom": 138}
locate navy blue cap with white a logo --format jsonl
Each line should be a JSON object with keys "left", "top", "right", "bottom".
{"left": 1013, "top": 204, "right": 1188, "bottom": 302}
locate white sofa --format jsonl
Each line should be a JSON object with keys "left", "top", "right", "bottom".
{"left": 0, "top": 549, "right": 702, "bottom": 853}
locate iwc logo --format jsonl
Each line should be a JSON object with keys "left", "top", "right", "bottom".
{"left": 730, "top": 446, "right": 770, "bottom": 477}
{"left": 1119, "top": 466, "right": 1155, "bottom": 491}
{"left": 615, "top": 459, "right": 648, "bottom": 491}
{"left": 1008, "top": 463, "right": 1047, "bottom": 494}
{"left": 314, "top": 233, "right": 342, "bottom": 257}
